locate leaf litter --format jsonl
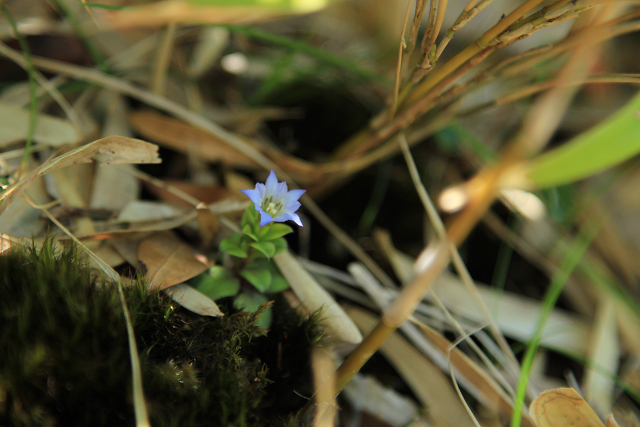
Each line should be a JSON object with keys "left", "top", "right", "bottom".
{"left": 1, "top": 1, "right": 640, "bottom": 426}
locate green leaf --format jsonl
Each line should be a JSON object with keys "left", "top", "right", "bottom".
{"left": 240, "top": 260, "right": 272, "bottom": 292}
{"left": 258, "top": 223, "right": 293, "bottom": 241}
{"left": 219, "top": 233, "right": 248, "bottom": 258}
{"left": 527, "top": 90, "right": 640, "bottom": 188}
{"left": 267, "top": 268, "right": 290, "bottom": 293}
{"left": 233, "top": 292, "right": 272, "bottom": 329}
{"left": 250, "top": 241, "right": 276, "bottom": 258}
{"left": 241, "top": 203, "right": 259, "bottom": 231}
{"left": 271, "top": 237, "right": 288, "bottom": 255}
{"left": 242, "top": 225, "right": 259, "bottom": 242}
{"left": 189, "top": 266, "right": 240, "bottom": 301}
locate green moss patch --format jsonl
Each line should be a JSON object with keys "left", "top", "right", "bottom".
{"left": 0, "top": 240, "right": 320, "bottom": 427}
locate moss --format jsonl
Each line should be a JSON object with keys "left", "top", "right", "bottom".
{"left": 0, "top": 239, "right": 321, "bottom": 427}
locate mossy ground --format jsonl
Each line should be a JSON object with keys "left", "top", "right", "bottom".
{"left": 0, "top": 240, "right": 321, "bottom": 427}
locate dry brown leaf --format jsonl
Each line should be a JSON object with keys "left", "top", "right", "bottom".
{"left": 90, "top": 164, "right": 140, "bottom": 210}
{"left": 138, "top": 231, "right": 209, "bottom": 291}
{"left": 530, "top": 388, "right": 605, "bottom": 427}
{"left": 164, "top": 283, "right": 223, "bottom": 317}
{"left": 0, "top": 169, "right": 50, "bottom": 236}
{"left": 196, "top": 204, "right": 221, "bottom": 248}
{"left": 605, "top": 415, "right": 622, "bottom": 427}
{"left": 128, "top": 110, "right": 259, "bottom": 168}
{"left": 103, "top": 1, "right": 327, "bottom": 28}
{"left": 46, "top": 163, "right": 94, "bottom": 207}
{"left": 347, "top": 306, "right": 477, "bottom": 427}
{"left": 128, "top": 110, "right": 326, "bottom": 185}
{"left": 144, "top": 180, "right": 235, "bottom": 206}
{"left": 39, "top": 135, "right": 160, "bottom": 176}
{"left": 111, "top": 237, "right": 144, "bottom": 267}
{"left": 0, "top": 161, "right": 48, "bottom": 216}
{"left": 0, "top": 101, "right": 80, "bottom": 147}
{"left": 118, "top": 200, "right": 187, "bottom": 222}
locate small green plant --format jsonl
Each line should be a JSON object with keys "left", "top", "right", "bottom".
{"left": 189, "top": 170, "right": 305, "bottom": 328}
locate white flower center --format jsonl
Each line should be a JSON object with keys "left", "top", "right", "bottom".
{"left": 262, "top": 197, "right": 282, "bottom": 216}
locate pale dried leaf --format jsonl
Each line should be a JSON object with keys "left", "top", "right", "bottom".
{"left": 111, "top": 237, "right": 145, "bottom": 266}
{"left": 530, "top": 388, "right": 605, "bottom": 427}
{"left": 312, "top": 348, "right": 336, "bottom": 427}
{"left": 415, "top": 322, "right": 535, "bottom": 427}
{"left": 164, "top": 283, "right": 223, "bottom": 317}
{"left": 103, "top": 1, "right": 328, "bottom": 28}
{"left": 584, "top": 297, "right": 619, "bottom": 416}
{"left": 376, "top": 234, "right": 588, "bottom": 354}
{"left": 118, "top": 201, "right": 186, "bottom": 222}
{"left": 0, "top": 197, "right": 46, "bottom": 236}
{"left": 90, "top": 164, "right": 140, "bottom": 210}
{"left": 91, "top": 242, "right": 126, "bottom": 268}
{"left": 45, "top": 163, "right": 94, "bottom": 207}
{"left": 273, "top": 250, "right": 362, "bottom": 344}
{"left": 39, "top": 136, "right": 161, "bottom": 176}
{"left": 138, "top": 231, "right": 209, "bottom": 291}
{"left": 347, "top": 306, "right": 477, "bottom": 427}
{"left": 343, "top": 374, "right": 426, "bottom": 427}
{"left": 0, "top": 101, "right": 80, "bottom": 147}
{"left": 0, "top": 172, "right": 49, "bottom": 236}
{"left": 196, "top": 205, "right": 221, "bottom": 248}
{"left": 188, "top": 27, "right": 229, "bottom": 78}
{"left": 90, "top": 94, "right": 140, "bottom": 210}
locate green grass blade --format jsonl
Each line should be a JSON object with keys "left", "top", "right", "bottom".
{"left": 510, "top": 221, "right": 601, "bottom": 427}
{"left": 52, "top": 0, "right": 109, "bottom": 73}
{"left": 2, "top": 6, "right": 38, "bottom": 174}
{"left": 117, "top": 281, "right": 151, "bottom": 427}
{"left": 527, "top": 90, "right": 640, "bottom": 188}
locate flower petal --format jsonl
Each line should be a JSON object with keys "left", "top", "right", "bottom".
{"left": 274, "top": 212, "right": 303, "bottom": 227}
{"left": 240, "top": 189, "right": 262, "bottom": 206}
{"left": 259, "top": 211, "right": 274, "bottom": 226}
{"left": 275, "top": 181, "right": 288, "bottom": 199}
{"left": 282, "top": 189, "right": 305, "bottom": 203}
{"left": 264, "top": 170, "right": 278, "bottom": 195}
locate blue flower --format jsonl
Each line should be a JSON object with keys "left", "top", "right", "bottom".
{"left": 241, "top": 170, "right": 306, "bottom": 227}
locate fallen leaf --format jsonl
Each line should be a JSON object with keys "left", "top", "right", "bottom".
{"left": 144, "top": 180, "right": 234, "bottom": 205}
{"left": 273, "top": 250, "right": 362, "bottom": 344}
{"left": 0, "top": 101, "right": 80, "bottom": 147}
{"left": 39, "top": 135, "right": 161, "bottom": 176}
{"left": 342, "top": 374, "right": 425, "bottom": 427}
{"left": 103, "top": 1, "right": 328, "bottom": 28}
{"left": 196, "top": 204, "right": 220, "bottom": 248}
{"left": 128, "top": 110, "right": 259, "bottom": 168}
{"left": 90, "top": 164, "right": 140, "bottom": 210}
{"left": 118, "top": 200, "right": 187, "bottom": 222}
{"left": 164, "top": 283, "right": 223, "bottom": 317}
{"left": 347, "top": 306, "right": 477, "bottom": 427}
{"left": 583, "top": 297, "right": 619, "bottom": 416}
{"left": 138, "top": 231, "right": 209, "bottom": 291}
{"left": 530, "top": 388, "right": 605, "bottom": 427}
{"left": 415, "top": 321, "right": 535, "bottom": 427}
